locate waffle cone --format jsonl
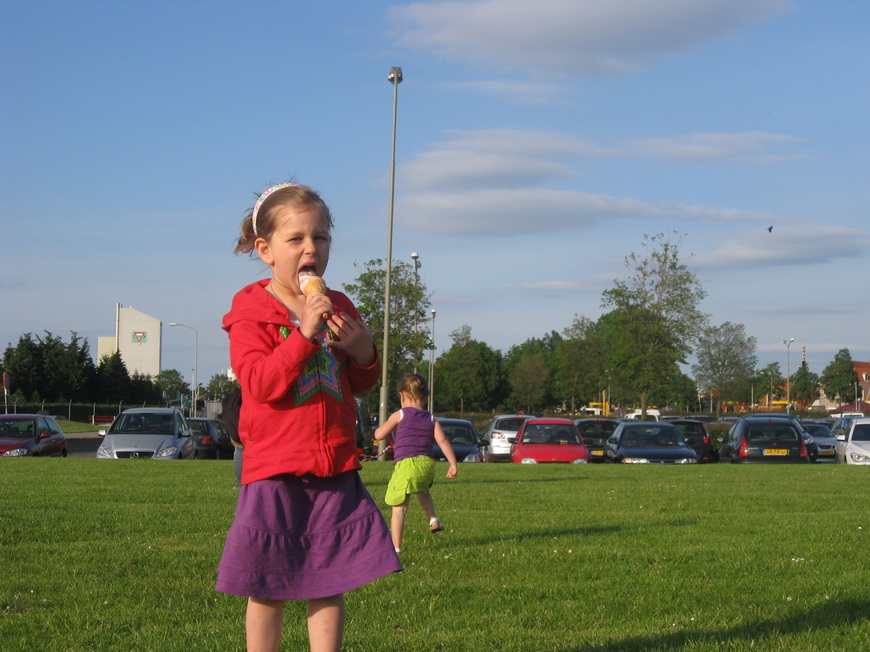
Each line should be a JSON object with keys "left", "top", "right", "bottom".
{"left": 300, "top": 276, "right": 327, "bottom": 296}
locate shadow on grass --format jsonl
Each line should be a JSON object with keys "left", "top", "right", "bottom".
{"left": 463, "top": 518, "right": 697, "bottom": 546}
{"left": 564, "top": 597, "right": 869, "bottom": 651}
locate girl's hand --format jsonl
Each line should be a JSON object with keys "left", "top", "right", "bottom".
{"left": 298, "top": 293, "right": 334, "bottom": 341}
{"left": 326, "top": 312, "right": 375, "bottom": 366}
{"left": 446, "top": 464, "right": 458, "bottom": 479}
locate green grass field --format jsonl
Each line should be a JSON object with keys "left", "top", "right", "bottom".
{"left": 1, "top": 459, "right": 868, "bottom": 651}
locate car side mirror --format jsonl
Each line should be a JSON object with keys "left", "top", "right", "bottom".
{"left": 607, "top": 437, "right": 617, "bottom": 444}
{"left": 98, "top": 430, "right": 107, "bottom": 436}
{"left": 836, "top": 434, "right": 846, "bottom": 441}
{"left": 478, "top": 438, "right": 490, "bottom": 447}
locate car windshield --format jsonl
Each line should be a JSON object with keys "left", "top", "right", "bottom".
{"left": 620, "top": 427, "right": 687, "bottom": 447}
{"left": 0, "top": 419, "right": 35, "bottom": 438}
{"left": 576, "top": 421, "right": 617, "bottom": 436}
{"left": 673, "top": 422, "right": 705, "bottom": 437}
{"left": 189, "top": 421, "right": 208, "bottom": 434}
{"left": 522, "top": 424, "right": 580, "bottom": 445}
{"left": 441, "top": 424, "right": 475, "bottom": 446}
{"left": 745, "top": 424, "right": 799, "bottom": 443}
{"left": 494, "top": 418, "right": 528, "bottom": 431}
{"left": 851, "top": 424, "right": 870, "bottom": 442}
{"left": 803, "top": 424, "right": 832, "bottom": 437}
{"left": 109, "top": 413, "right": 173, "bottom": 434}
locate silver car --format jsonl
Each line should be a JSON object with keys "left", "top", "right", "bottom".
{"left": 834, "top": 417, "right": 870, "bottom": 465}
{"left": 483, "top": 414, "right": 535, "bottom": 462}
{"left": 97, "top": 408, "right": 196, "bottom": 459}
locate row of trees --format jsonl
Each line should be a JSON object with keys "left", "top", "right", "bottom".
{"left": 3, "top": 233, "right": 862, "bottom": 417}
{"left": 343, "top": 233, "right": 861, "bottom": 416}
{"left": 0, "top": 331, "right": 239, "bottom": 407}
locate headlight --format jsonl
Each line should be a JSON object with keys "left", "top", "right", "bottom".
{"left": 154, "top": 446, "right": 178, "bottom": 458}
{"left": 462, "top": 453, "right": 483, "bottom": 463}
{"left": 849, "top": 452, "right": 870, "bottom": 463}
{"left": 2, "top": 448, "right": 28, "bottom": 457}
{"left": 520, "top": 458, "right": 538, "bottom": 464}
{"left": 571, "top": 458, "right": 588, "bottom": 464}
{"left": 676, "top": 458, "right": 698, "bottom": 464}
{"left": 621, "top": 458, "right": 649, "bottom": 464}
{"left": 96, "top": 445, "right": 114, "bottom": 458}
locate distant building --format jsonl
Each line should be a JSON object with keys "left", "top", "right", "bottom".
{"left": 97, "top": 304, "right": 162, "bottom": 377}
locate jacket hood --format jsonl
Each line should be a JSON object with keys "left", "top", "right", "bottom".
{"left": 223, "top": 279, "right": 294, "bottom": 332}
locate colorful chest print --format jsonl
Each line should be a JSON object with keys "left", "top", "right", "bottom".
{"left": 279, "top": 326, "right": 343, "bottom": 404}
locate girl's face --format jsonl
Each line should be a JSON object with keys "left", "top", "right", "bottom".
{"left": 255, "top": 203, "right": 331, "bottom": 296}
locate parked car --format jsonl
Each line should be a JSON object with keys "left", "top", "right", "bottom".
{"left": 0, "top": 414, "right": 68, "bottom": 457}
{"left": 834, "top": 417, "right": 870, "bottom": 465}
{"left": 434, "top": 417, "right": 487, "bottom": 463}
{"left": 718, "top": 416, "right": 810, "bottom": 464}
{"left": 669, "top": 418, "right": 718, "bottom": 463}
{"left": 830, "top": 416, "right": 860, "bottom": 441}
{"left": 188, "top": 418, "right": 234, "bottom": 459}
{"left": 511, "top": 418, "right": 589, "bottom": 464}
{"left": 801, "top": 421, "right": 836, "bottom": 462}
{"left": 482, "top": 414, "right": 535, "bottom": 461}
{"left": 603, "top": 422, "right": 698, "bottom": 464}
{"left": 96, "top": 408, "right": 195, "bottom": 459}
{"left": 573, "top": 418, "right": 620, "bottom": 462}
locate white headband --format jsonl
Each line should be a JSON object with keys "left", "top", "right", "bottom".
{"left": 252, "top": 182, "right": 297, "bottom": 236}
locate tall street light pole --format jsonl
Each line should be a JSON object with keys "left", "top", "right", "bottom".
{"left": 170, "top": 322, "right": 198, "bottom": 417}
{"left": 378, "top": 66, "right": 402, "bottom": 460}
{"left": 428, "top": 309, "right": 436, "bottom": 413}
{"left": 411, "top": 251, "right": 420, "bottom": 373}
{"left": 782, "top": 337, "right": 794, "bottom": 414}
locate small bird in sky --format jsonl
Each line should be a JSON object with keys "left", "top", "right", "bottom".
{"left": 768, "top": 226, "right": 773, "bottom": 233}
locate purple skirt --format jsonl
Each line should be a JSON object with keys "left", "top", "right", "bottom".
{"left": 216, "top": 470, "right": 401, "bottom": 600}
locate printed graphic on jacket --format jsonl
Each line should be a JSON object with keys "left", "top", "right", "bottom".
{"left": 280, "top": 326, "right": 343, "bottom": 404}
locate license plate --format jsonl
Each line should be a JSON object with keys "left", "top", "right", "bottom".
{"left": 819, "top": 450, "right": 835, "bottom": 456}
{"left": 763, "top": 449, "right": 788, "bottom": 456}
{"left": 592, "top": 450, "right": 603, "bottom": 456}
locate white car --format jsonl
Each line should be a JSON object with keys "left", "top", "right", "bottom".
{"left": 483, "top": 414, "right": 534, "bottom": 461}
{"left": 834, "top": 417, "right": 870, "bottom": 465}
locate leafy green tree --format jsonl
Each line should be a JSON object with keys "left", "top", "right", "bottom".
{"left": 205, "top": 373, "right": 240, "bottom": 400}
{"left": 790, "top": 364, "right": 820, "bottom": 409}
{"left": 2, "top": 331, "right": 96, "bottom": 402}
{"left": 154, "top": 369, "right": 189, "bottom": 402}
{"left": 692, "top": 322, "right": 757, "bottom": 416}
{"left": 552, "top": 316, "right": 603, "bottom": 414}
{"left": 343, "top": 258, "right": 432, "bottom": 409}
{"left": 600, "top": 232, "right": 709, "bottom": 415}
{"left": 504, "top": 331, "right": 562, "bottom": 410}
{"left": 509, "top": 353, "right": 549, "bottom": 414}
{"left": 97, "top": 352, "right": 132, "bottom": 402}
{"left": 130, "top": 371, "right": 161, "bottom": 404}
{"left": 754, "top": 362, "right": 783, "bottom": 408}
{"left": 820, "top": 349, "right": 859, "bottom": 407}
{"left": 434, "top": 326, "right": 506, "bottom": 415}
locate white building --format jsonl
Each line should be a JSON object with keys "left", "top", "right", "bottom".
{"left": 97, "top": 304, "right": 162, "bottom": 377}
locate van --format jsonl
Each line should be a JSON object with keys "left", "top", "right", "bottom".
{"left": 626, "top": 409, "right": 661, "bottom": 422}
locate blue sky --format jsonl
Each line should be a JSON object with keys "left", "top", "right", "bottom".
{"left": 2, "top": 0, "right": 868, "bottom": 390}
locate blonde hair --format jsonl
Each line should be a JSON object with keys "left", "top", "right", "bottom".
{"left": 234, "top": 182, "right": 334, "bottom": 256}
{"left": 397, "top": 373, "right": 428, "bottom": 403}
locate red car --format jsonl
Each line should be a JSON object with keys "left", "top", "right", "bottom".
{"left": 0, "top": 414, "right": 68, "bottom": 457}
{"left": 511, "top": 418, "right": 590, "bottom": 464}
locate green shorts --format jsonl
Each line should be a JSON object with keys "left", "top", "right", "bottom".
{"left": 385, "top": 456, "right": 436, "bottom": 506}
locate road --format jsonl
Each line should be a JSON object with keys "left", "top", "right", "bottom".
{"left": 66, "top": 432, "right": 101, "bottom": 457}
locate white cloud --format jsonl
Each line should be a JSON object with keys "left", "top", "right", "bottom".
{"left": 389, "top": 0, "right": 792, "bottom": 77}
{"left": 695, "top": 225, "right": 870, "bottom": 269}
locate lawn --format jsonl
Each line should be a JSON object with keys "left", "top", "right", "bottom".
{"left": 1, "top": 459, "right": 868, "bottom": 651}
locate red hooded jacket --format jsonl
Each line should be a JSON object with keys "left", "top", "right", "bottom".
{"left": 222, "top": 279, "right": 381, "bottom": 483}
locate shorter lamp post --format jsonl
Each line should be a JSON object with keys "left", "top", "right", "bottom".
{"left": 170, "top": 322, "right": 198, "bottom": 417}
{"left": 428, "top": 309, "right": 436, "bottom": 413}
{"left": 782, "top": 337, "right": 794, "bottom": 414}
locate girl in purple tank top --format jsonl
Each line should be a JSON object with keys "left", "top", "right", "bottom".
{"left": 374, "top": 373, "right": 458, "bottom": 552}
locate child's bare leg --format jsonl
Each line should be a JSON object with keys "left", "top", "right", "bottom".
{"left": 308, "top": 594, "right": 345, "bottom": 652}
{"left": 391, "top": 497, "right": 410, "bottom": 550}
{"left": 416, "top": 491, "right": 437, "bottom": 521}
{"left": 246, "top": 597, "right": 284, "bottom": 652}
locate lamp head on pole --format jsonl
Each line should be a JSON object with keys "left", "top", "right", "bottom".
{"left": 388, "top": 67, "right": 403, "bottom": 84}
